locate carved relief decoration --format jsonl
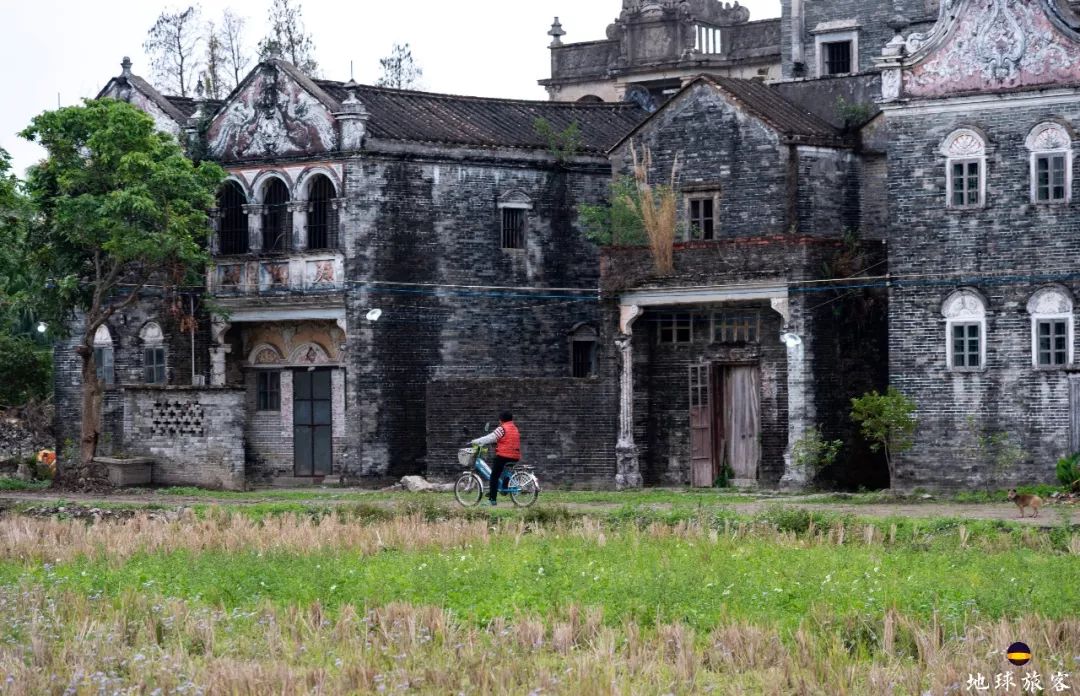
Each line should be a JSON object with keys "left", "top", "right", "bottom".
{"left": 290, "top": 342, "right": 330, "bottom": 365}
{"left": 207, "top": 64, "right": 337, "bottom": 161}
{"left": 906, "top": 0, "right": 1080, "bottom": 97}
{"left": 1027, "top": 122, "right": 1071, "bottom": 152}
{"left": 261, "top": 263, "right": 290, "bottom": 286}
{"left": 1028, "top": 287, "right": 1073, "bottom": 315}
{"left": 942, "top": 289, "right": 987, "bottom": 319}
{"left": 310, "top": 261, "right": 335, "bottom": 285}
{"left": 941, "top": 129, "right": 986, "bottom": 157}
{"left": 243, "top": 322, "right": 341, "bottom": 366}
{"left": 252, "top": 345, "right": 284, "bottom": 365}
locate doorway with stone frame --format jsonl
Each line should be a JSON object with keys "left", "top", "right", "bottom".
{"left": 690, "top": 362, "right": 761, "bottom": 487}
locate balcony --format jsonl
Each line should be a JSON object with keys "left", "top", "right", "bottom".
{"left": 209, "top": 253, "right": 345, "bottom": 296}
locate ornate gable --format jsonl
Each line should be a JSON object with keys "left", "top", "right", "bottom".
{"left": 883, "top": 0, "right": 1080, "bottom": 99}
{"left": 206, "top": 61, "right": 339, "bottom": 162}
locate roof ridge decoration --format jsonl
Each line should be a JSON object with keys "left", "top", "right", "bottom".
{"left": 876, "top": 0, "right": 1080, "bottom": 102}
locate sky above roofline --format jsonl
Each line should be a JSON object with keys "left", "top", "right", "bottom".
{"left": 1, "top": 0, "right": 779, "bottom": 177}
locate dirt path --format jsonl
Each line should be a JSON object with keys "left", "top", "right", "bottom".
{"left": 0, "top": 490, "right": 1075, "bottom": 527}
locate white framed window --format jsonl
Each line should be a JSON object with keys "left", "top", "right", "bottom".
{"left": 140, "top": 322, "right": 167, "bottom": 384}
{"left": 92, "top": 324, "right": 115, "bottom": 385}
{"left": 940, "top": 129, "right": 987, "bottom": 209}
{"left": 1027, "top": 286, "right": 1074, "bottom": 368}
{"left": 942, "top": 289, "right": 987, "bottom": 371}
{"left": 1026, "top": 122, "right": 1072, "bottom": 204}
{"left": 498, "top": 190, "right": 532, "bottom": 251}
{"left": 813, "top": 24, "right": 859, "bottom": 77}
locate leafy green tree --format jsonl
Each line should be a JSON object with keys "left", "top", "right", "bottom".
{"left": 850, "top": 387, "right": 917, "bottom": 487}
{"left": 0, "top": 335, "right": 51, "bottom": 407}
{"left": 20, "top": 99, "right": 224, "bottom": 486}
{"left": 376, "top": 42, "right": 423, "bottom": 89}
{"left": 577, "top": 176, "right": 648, "bottom": 247}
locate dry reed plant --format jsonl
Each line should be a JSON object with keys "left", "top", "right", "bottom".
{"left": 623, "top": 141, "right": 679, "bottom": 275}
{"left": 0, "top": 586, "right": 1076, "bottom": 696}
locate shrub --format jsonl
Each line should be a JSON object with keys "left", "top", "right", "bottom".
{"left": 1056, "top": 452, "right": 1080, "bottom": 492}
{"left": 851, "top": 387, "right": 917, "bottom": 487}
{"left": 791, "top": 426, "right": 843, "bottom": 479}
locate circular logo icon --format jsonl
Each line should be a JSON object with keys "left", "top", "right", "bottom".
{"left": 1007, "top": 642, "right": 1032, "bottom": 666}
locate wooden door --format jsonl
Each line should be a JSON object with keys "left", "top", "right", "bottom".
{"left": 1070, "top": 376, "right": 1080, "bottom": 453}
{"left": 723, "top": 366, "right": 761, "bottom": 484}
{"left": 294, "top": 369, "right": 333, "bottom": 477}
{"left": 689, "top": 364, "right": 714, "bottom": 487}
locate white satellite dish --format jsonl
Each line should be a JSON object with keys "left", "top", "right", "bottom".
{"left": 366, "top": 308, "right": 383, "bottom": 322}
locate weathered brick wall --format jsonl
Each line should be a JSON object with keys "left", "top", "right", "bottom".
{"left": 425, "top": 377, "right": 617, "bottom": 488}
{"left": 120, "top": 386, "right": 246, "bottom": 490}
{"left": 886, "top": 100, "right": 1080, "bottom": 489}
{"left": 339, "top": 151, "right": 610, "bottom": 480}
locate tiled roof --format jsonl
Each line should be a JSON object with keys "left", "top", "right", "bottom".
{"left": 164, "top": 95, "right": 224, "bottom": 119}
{"left": 704, "top": 76, "right": 846, "bottom": 145}
{"left": 316, "top": 80, "right": 647, "bottom": 153}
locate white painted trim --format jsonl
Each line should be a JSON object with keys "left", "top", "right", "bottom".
{"left": 815, "top": 29, "right": 858, "bottom": 77}
{"left": 225, "top": 308, "right": 347, "bottom": 323}
{"left": 945, "top": 319, "right": 986, "bottom": 371}
{"left": 880, "top": 89, "right": 1080, "bottom": 116}
{"left": 945, "top": 157, "right": 987, "bottom": 209}
{"left": 1028, "top": 150, "right": 1074, "bottom": 204}
{"left": 620, "top": 282, "right": 787, "bottom": 307}
{"left": 1030, "top": 314, "right": 1074, "bottom": 368}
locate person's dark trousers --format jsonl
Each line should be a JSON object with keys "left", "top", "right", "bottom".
{"left": 489, "top": 456, "right": 517, "bottom": 502}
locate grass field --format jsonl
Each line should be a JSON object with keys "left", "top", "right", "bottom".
{"left": 0, "top": 496, "right": 1076, "bottom": 694}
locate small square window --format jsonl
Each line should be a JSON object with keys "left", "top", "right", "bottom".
{"left": 1036, "top": 319, "right": 1069, "bottom": 366}
{"left": 144, "top": 347, "right": 166, "bottom": 384}
{"left": 501, "top": 208, "right": 526, "bottom": 249}
{"left": 257, "top": 371, "right": 282, "bottom": 410}
{"left": 658, "top": 313, "right": 693, "bottom": 344}
{"left": 951, "top": 323, "right": 981, "bottom": 368}
{"left": 823, "top": 41, "right": 852, "bottom": 75}
{"left": 688, "top": 197, "right": 716, "bottom": 240}
{"left": 1035, "top": 154, "right": 1068, "bottom": 202}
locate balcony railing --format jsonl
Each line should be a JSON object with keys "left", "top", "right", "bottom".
{"left": 211, "top": 254, "right": 345, "bottom": 296}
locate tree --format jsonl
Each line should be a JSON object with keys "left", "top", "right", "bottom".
{"left": 850, "top": 387, "right": 917, "bottom": 487}
{"left": 258, "top": 0, "right": 318, "bottom": 76}
{"left": 19, "top": 99, "right": 224, "bottom": 487}
{"left": 577, "top": 176, "right": 648, "bottom": 247}
{"left": 376, "top": 42, "right": 423, "bottom": 89}
{"left": 203, "top": 20, "right": 227, "bottom": 100}
{"left": 220, "top": 8, "right": 251, "bottom": 92}
{"left": 144, "top": 6, "right": 204, "bottom": 98}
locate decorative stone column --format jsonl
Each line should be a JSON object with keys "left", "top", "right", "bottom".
{"left": 774, "top": 296, "right": 814, "bottom": 491}
{"left": 210, "top": 318, "right": 232, "bottom": 387}
{"left": 243, "top": 204, "right": 265, "bottom": 253}
{"left": 208, "top": 208, "right": 221, "bottom": 256}
{"left": 331, "top": 198, "right": 349, "bottom": 252}
{"left": 289, "top": 200, "right": 309, "bottom": 252}
{"left": 615, "top": 304, "right": 643, "bottom": 489}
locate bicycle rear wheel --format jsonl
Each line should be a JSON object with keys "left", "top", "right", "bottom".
{"left": 454, "top": 472, "right": 484, "bottom": 507}
{"left": 509, "top": 472, "right": 539, "bottom": 507}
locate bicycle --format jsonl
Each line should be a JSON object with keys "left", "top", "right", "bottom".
{"left": 453, "top": 444, "right": 540, "bottom": 507}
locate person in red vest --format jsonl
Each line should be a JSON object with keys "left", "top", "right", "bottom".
{"left": 470, "top": 411, "right": 521, "bottom": 506}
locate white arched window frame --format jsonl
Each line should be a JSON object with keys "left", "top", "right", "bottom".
{"left": 941, "top": 129, "right": 987, "bottom": 209}
{"left": 1026, "top": 123, "right": 1072, "bottom": 204}
{"left": 1027, "top": 287, "right": 1074, "bottom": 368}
{"left": 942, "top": 289, "right": 987, "bottom": 371}
{"left": 140, "top": 322, "right": 167, "bottom": 384}
{"left": 92, "top": 324, "right": 115, "bottom": 385}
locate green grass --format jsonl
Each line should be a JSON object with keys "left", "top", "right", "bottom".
{"left": 14, "top": 529, "right": 1078, "bottom": 634}
{"left": 0, "top": 477, "right": 50, "bottom": 491}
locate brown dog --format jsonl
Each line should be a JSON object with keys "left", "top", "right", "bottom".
{"left": 1007, "top": 489, "right": 1042, "bottom": 518}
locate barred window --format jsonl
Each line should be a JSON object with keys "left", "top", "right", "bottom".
{"left": 93, "top": 325, "right": 114, "bottom": 386}
{"left": 714, "top": 311, "right": 760, "bottom": 343}
{"left": 257, "top": 371, "right": 282, "bottom": 411}
{"left": 307, "top": 175, "right": 338, "bottom": 250}
{"left": 501, "top": 208, "right": 526, "bottom": 249}
{"left": 218, "top": 181, "right": 249, "bottom": 255}
{"left": 262, "top": 179, "right": 291, "bottom": 252}
{"left": 823, "top": 41, "right": 851, "bottom": 75}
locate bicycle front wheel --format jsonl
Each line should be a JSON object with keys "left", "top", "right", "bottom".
{"left": 509, "top": 472, "right": 539, "bottom": 507}
{"left": 454, "top": 472, "right": 484, "bottom": 507}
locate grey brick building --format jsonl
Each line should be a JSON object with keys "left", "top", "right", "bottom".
{"left": 58, "top": 0, "right": 1080, "bottom": 490}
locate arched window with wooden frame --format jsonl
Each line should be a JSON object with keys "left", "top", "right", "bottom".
{"left": 262, "top": 179, "right": 291, "bottom": 252}
{"left": 307, "top": 175, "right": 338, "bottom": 250}
{"left": 217, "top": 181, "right": 249, "bottom": 255}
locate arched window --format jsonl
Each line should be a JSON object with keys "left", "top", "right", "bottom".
{"left": 140, "top": 322, "right": 167, "bottom": 384}
{"left": 942, "top": 289, "right": 986, "bottom": 370}
{"left": 1027, "top": 286, "right": 1073, "bottom": 367}
{"left": 570, "top": 324, "right": 598, "bottom": 378}
{"left": 93, "top": 325, "right": 114, "bottom": 385}
{"left": 262, "top": 178, "right": 291, "bottom": 252}
{"left": 1026, "top": 123, "right": 1072, "bottom": 203}
{"left": 307, "top": 175, "right": 337, "bottom": 250}
{"left": 941, "top": 129, "right": 986, "bottom": 208}
{"left": 218, "top": 181, "right": 249, "bottom": 255}
{"left": 576, "top": 94, "right": 604, "bottom": 103}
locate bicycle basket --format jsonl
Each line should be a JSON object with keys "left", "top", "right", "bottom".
{"left": 457, "top": 448, "right": 476, "bottom": 467}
